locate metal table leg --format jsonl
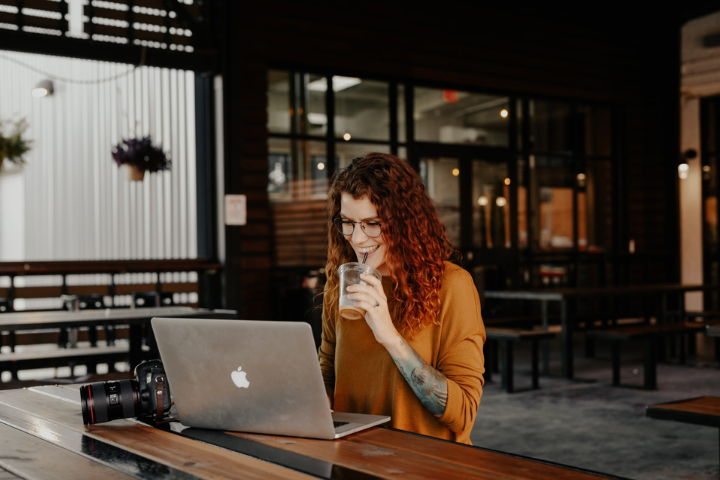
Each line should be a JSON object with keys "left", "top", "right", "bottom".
{"left": 541, "top": 300, "right": 549, "bottom": 376}
{"left": 561, "top": 299, "right": 573, "bottom": 379}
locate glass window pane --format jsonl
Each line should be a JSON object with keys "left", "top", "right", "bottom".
{"left": 304, "top": 74, "right": 327, "bottom": 136}
{"left": 530, "top": 101, "right": 572, "bottom": 154}
{"left": 472, "top": 160, "right": 510, "bottom": 248}
{"left": 398, "top": 84, "right": 406, "bottom": 143}
{"left": 579, "top": 105, "right": 612, "bottom": 156}
{"left": 335, "top": 143, "right": 391, "bottom": 170}
{"left": 707, "top": 99, "right": 717, "bottom": 154}
{"left": 420, "top": 157, "right": 460, "bottom": 247}
{"left": 268, "top": 138, "right": 327, "bottom": 203}
{"left": 268, "top": 70, "right": 291, "bottom": 133}
{"left": 414, "top": 87, "right": 509, "bottom": 146}
{"left": 580, "top": 160, "right": 612, "bottom": 253}
{"left": 518, "top": 156, "right": 528, "bottom": 249}
{"left": 530, "top": 155, "right": 575, "bottom": 251}
{"left": 334, "top": 78, "right": 389, "bottom": 141}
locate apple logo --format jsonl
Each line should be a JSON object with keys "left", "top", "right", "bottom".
{"left": 231, "top": 367, "right": 250, "bottom": 389}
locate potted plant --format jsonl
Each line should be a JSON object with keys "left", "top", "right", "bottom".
{"left": 112, "top": 136, "right": 171, "bottom": 181}
{"left": 0, "top": 118, "right": 32, "bottom": 172}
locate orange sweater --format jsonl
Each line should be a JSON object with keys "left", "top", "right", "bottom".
{"left": 318, "top": 262, "right": 485, "bottom": 444}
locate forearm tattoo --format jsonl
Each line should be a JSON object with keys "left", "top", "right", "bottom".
{"left": 391, "top": 339, "right": 448, "bottom": 417}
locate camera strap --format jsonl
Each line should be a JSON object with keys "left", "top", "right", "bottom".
{"left": 154, "top": 375, "right": 166, "bottom": 423}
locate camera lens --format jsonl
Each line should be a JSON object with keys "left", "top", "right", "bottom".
{"left": 80, "top": 380, "right": 139, "bottom": 425}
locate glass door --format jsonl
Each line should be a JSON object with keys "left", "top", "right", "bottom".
{"left": 415, "top": 143, "right": 516, "bottom": 291}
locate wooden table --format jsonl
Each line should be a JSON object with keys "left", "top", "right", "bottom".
{"left": 0, "top": 385, "right": 629, "bottom": 480}
{"left": 485, "top": 284, "right": 717, "bottom": 379}
{"left": 646, "top": 396, "right": 720, "bottom": 466}
{"left": 0, "top": 307, "right": 237, "bottom": 368}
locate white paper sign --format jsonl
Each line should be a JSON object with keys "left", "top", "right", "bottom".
{"left": 225, "top": 194, "right": 247, "bottom": 226}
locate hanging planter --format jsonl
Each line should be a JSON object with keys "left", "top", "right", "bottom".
{"left": 0, "top": 118, "right": 32, "bottom": 173}
{"left": 112, "top": 136, "right": 170, "bottom": 181}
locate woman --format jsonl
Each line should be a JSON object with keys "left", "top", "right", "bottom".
{"left": 318, "top": 152, "right": 485, "bottom": 445}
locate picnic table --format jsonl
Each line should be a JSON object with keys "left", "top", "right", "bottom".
{"left": 0, "top": 307, "right": 236, "bottom": 379}
{"left": 484, "top": 284, "right": 717, "bottom": 379}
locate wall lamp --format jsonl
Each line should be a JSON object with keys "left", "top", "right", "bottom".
{"left": 32, "top": 79, "right": 54, "bottom": 98}
{"left": 678, "top": 149, "right": 696, "bottom": 180}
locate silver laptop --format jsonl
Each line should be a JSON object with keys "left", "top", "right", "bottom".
{"left": 151, "top": 317, "right": 390, "bottom": 440}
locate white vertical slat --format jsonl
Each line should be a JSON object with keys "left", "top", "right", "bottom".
{"left": 171, "top": 69, "right": 180, "bottom": 258}
{"left": 178, "top": 70, "right": 187, "bottom": 258}
{"left": 163, "top": 68, "right": 172, "bottom": 258}
{"left": 186, "top": 70, "right": 197, "bottom": 258}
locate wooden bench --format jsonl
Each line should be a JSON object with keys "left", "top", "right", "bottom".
{"left": 0, "top": 344, "right": 130, "bottom": 382}
{"left": 485, "top": 328, "right": 556, "bottom": 393}
{"left": 586, "top": 323, "right": 705, "bottom": 389}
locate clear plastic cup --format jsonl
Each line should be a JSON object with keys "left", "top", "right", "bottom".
{"left": 338, "top": 262, "right": 382, "bottom": 320}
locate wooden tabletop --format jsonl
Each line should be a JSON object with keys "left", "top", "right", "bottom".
{"left": 484, "top": 283, "right": 715, "bottom": 301}
{"left": 646, "top": 396, "right": 720, "bottom": 428}
{"left": 0, "top": 307, "right": 238, "bottom": 330}
{"left": 0, "top": 385, "right": 628, "bottom": 480}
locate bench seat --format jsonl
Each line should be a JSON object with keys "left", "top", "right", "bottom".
{"left": 0, "top": 345, "right": 131, "bottom": 381}
{"left": 586, "top": 323, "right": 705, "bottom": 389}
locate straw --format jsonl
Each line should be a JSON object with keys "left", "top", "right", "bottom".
{"left": 362, "top": 252, "right": 368, "bottom": 264}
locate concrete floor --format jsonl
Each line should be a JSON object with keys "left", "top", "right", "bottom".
{"left": 471, "top": 334, "right": 720, "bottom": 480}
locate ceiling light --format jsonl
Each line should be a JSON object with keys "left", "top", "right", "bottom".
{"left": 343, "top": 133, "right": 352, "bottom": 141}
{"left": 452, "top": 168, "right": 460, "bottom": 176}
{"left": 307, "top": 113, "right": 327, "bottom": 125}
{"left": 307, "top": 76, "right": 362, "bottom": 92}
{"left": 504, "top": 177, "right": 511, "bottom": 185}
{"left": 500, "top": 108, "right": 508, "bottom": 118}
{"left": 477, "top": 196, "right": 488, "bottom": 206}
{"left": 317, "top": 162, "right": 325, "bottom": 171}
{"left": 496, "top": 197, "right": 507, "bottom": 207}
{"left": 32, "top": 79, "right": 54, "bottom": 98}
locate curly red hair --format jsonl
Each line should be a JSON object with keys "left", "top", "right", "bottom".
{"left": 324, "top": 153, "right": 456, "bottom": 335}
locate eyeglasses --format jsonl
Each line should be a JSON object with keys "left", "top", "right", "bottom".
{"left": 333, "top": 217, "right": 384, "bottom": 238}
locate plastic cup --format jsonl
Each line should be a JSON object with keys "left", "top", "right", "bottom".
{"left": 338, "top": 262, "right": 382, "bottom": 320}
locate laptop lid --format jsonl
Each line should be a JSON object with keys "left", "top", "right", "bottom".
{"left": 151, "top": 317, "right": 389, "bottom": 440}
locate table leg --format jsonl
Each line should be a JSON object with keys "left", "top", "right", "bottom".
{"left": 129, "top": 324, "right": 144, "bottom": 370}
{"left": 644, "top": 336, "right": 657, "bottom": 390}
{"left": 541, "top": 300, "right": 549, "bottom": 376}
{"left": 561, "top": 299, "right": 573, "bottom": 379}
{"left": 500, "top": 340, "right": 514, "bottom": 393}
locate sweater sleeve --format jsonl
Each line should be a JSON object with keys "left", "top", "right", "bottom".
{"left": 435, "top": 266, "right": 486, "bottom": 434}
{"left": 318, "top": 294, "right": 337, "bottom": 390}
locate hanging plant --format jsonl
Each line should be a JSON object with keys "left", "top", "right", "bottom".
{"left": 111, "top": 136, "right": 171, "bottom": 181}
{"left": 0, "top": 118, "right": 32, "bottom": 172}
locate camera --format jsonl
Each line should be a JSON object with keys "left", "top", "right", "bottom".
{"left": 80, "top": 360, "right": 172, "bottom": 425}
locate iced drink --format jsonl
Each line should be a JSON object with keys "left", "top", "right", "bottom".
{"left": 338, "top": 262, "right": 382, "bottom": 320}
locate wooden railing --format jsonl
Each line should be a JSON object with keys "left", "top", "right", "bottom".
{"left": 0, "top": 259, "right": 223, "bottom": 311}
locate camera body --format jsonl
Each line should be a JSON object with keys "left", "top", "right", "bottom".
{"left": 80, "top": 359, "right": 172, "bottom": 425}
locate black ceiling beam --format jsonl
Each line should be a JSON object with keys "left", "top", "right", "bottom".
{"left": 0, "top": 29, "right": 219, "bottom": 73}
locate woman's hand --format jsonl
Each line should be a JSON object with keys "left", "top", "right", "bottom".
{"left": 346, "top": 273, "right": 401, "bottom": 346}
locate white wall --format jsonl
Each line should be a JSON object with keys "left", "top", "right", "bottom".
{"left": 680, "top": 11, "right": 720, "bottom": 309}
{"left": 0, "top": 50, "right": 197, "bottom": 261}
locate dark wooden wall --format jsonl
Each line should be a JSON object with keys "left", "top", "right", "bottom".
{"left": 219, "top": 1, "right": 683, "bottom": 317}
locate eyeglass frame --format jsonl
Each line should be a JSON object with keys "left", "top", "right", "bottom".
{"left": 332, "top": 216, "right": 389, "bottom": 238}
